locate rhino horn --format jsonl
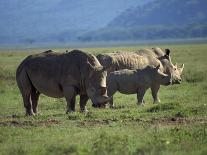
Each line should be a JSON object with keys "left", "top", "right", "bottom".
{"left": 156, "top": 64, "right": 161, "bottom": 70}
{"left": 179, "top": 64, "right": 184, "bottom": 74}
{"left": 87, "top": 59, "right": 96, "bottom": 70}
{"left": 87, "top": 59, "right": 103, "bottom": 71}
{"left": 100, "top": 95, "right": 112, "bottom": 103}
{"left": 174, "top": 62, "right": 177, "bottom": 68}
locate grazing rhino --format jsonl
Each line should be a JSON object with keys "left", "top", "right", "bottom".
{"left": 107, "top": 65, "right": 172, "bottom": 107}
{"left": 16, "top": 49, "right": 110, "bottom": 115}
{"left": 96, "top": 48, "right": 184, "bottom": 105}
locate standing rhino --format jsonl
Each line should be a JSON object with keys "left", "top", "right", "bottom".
{"left": 16, "top": 50, "right": 110, "bottom": 115}
{"left": 97, "top": 48, "right": 184, "bottom": 104}
{"left": 107, "top": 65, "right": 172, "bottom": 106}
{"left": 97, "top": 48, "right": 184, "bottom": 84}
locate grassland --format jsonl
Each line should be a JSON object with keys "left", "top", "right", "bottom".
{"left": 0, "top": 43, "right": 207, "bottom": 155}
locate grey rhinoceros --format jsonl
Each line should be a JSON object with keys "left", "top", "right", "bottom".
{"left": 16, "top": 50, "right": 110, "bottom": 115}
{"left": 107, "top": 65, "right": 172, "bottom": 106}
{"left": 97, "top": 48, "right": 184, "bottom": 84}
{"left": 96, "top": 48, "right": 184, "bottom": 105}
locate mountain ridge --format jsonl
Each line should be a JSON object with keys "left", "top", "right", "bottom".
{"left": 79, "top": 0, "right": 207, "bottom": 41}
{"left": 0, "top": 0, "right": 152, "bottom": 44}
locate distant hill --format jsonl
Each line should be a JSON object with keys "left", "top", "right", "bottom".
{"left": 109, "top": 0, "right": 207, "bottom": 27}
{"left": 0, "top": 0, "right": 152, "bottom": 44}
{"left": 79, "top": 0, "right": 207, "bottom": 41}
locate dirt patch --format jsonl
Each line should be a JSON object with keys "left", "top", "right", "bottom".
{"left": 77, "top": 119, "right": 118, "bottom": 127}
{"left": 0, "top": 119, "right": 60, "bottom": 127}
{"left": 76, "top": 116, "right": 207, "bottom": 127}
{"left": 150, "top": 117, "right": 207, "bottom": 126}
{"left": 37, "top": 119, "right": 60, "bottom": 126}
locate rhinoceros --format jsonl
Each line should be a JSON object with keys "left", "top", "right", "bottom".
{"left": 96, "top": 48, "right": 184, "bottom": 105}
{"left": 16, "top": 49, "right": 110, "bottom": 115}
{"left": 97, "top": 48, "right": 184, "bottom": 84}
{"left": 106, "top": 65, "right": 172, "bottom": 107}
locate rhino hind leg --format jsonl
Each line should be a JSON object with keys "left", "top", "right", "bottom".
{"left": 16, "top": 69, "right": 35, "bottom": 116}
{"left": 22, "top": 94, "right": 34, "bottom": 116}
{"left": 137, "top": 88, "right": 147, "bottom": 106}
{"left": 31, "top": 89, "right": 40, "bottom": 114}
{"left": 109, "top": 96, "right": 114, "bottom": 108}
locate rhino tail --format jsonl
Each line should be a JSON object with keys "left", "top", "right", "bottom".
{"left": 16, "top": 60, "right": 34, "bottom": 98}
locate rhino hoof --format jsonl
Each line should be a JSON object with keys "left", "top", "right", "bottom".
{"left": 109, "top": 104, "right": 115, "bottom": 109}
{"left": 80, "top": 109, "right": 89, "bottom": 114}
{"left": 26, "top": 112, "right": 35, "bottom": 116}
{"left": 153, "top": 100, "right": 161, "bottom": 104}
{"left": 66, "top": 110, "right": 75, "bottom": 114}
{"left": 137, "top": 102, "right": 145, "bottom": 107}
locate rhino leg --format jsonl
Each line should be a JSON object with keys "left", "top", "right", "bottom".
{"left": 16, "top": 69, "right": 34, "bottom": 116}
{"left": 31, "top": 89, "right": 40, "bottom": 114}
{"left": 80, "top": 95, "right": 89, "bottom": 113}
{"left": 151, "top": 85, "right": 161, "bottom": 104}
{"left": 137, "top": 88, "right": 147, "bottom": 106}
{"left": 107, "top": 85, "right": 116, "bottom": 108}
{"left": 108, "top": 96, "right": 114, "bottom": 108}
{"left": 63, "top": 86, "right": 77, "bottom": 113}
{"left": 22, "top": 94, "right": 34, "bottom": 116}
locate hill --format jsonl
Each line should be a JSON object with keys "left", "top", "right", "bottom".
{"left": 0, "top": 0, "right": 152, "bottom": 44}
{"left": 79, "top": 0, "right": 207, "bottom": 41}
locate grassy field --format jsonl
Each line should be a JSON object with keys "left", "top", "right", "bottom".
{"left": 0, "top": 43, "right": 207, "bottom": 155}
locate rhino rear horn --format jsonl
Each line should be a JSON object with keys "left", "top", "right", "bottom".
{"left": 156, "top": 64, "right": 160, "bottom": 70}
{"left": 87, "top": 59, "right": 96, "bottom": 70}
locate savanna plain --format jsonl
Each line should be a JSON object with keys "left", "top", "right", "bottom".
{"left": 0, "top": 43, "right": 207, "bottom": 155}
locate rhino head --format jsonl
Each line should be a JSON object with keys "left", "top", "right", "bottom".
{"left": 85, "top": 58, "right": 111, "bottom": 106}
{"left": 159, "top": 49, "right": 184, "bottom": 84}
{"left": 153, "top": 64, "right": 172, "bottom": 86}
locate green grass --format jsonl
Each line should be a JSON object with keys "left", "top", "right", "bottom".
{"left": 0, "top": 43, "right": 207, "bottom": 155}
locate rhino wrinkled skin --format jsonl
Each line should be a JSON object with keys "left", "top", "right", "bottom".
{"left": 16, "top": 50, "right": 110, "bottom": 115}
{"left": 107, "top": 65, "right": 172, "bottom": 107}
{"left": 96, "top": 48, "right": 184, "bottom": 106}
{"left": 97, "top": 48, "right": 184, "bottom": 84}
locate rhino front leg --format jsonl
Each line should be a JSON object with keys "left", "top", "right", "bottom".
{"left": 63, "top": 86, "right": 77, "bottom": 113}
{"left": 80, "top": 95, "right": 89, "bottom": 113}
{"left": 137, "top": 88, "right": 147, "bottom": 106}
{"left": 151, "top": 84, "right": 160, "bottom": 104}
{"left": 109, "top": 96, "right": 114, "bottom": 108}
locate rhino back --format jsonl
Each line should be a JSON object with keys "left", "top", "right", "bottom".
{"left": 108, "top": 69, "right": 147, "bottom": 94}
{"left": 99, "top": 51, "right": 162, "bottom": 72}
{"left": 17, "top": 50, "right": 92, "bottom": 98}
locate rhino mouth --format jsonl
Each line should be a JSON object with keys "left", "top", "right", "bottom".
{"left": 91, "top": 95, "right": 112, "bottom": 108}
{"left": 92, "top": 103, "right": 106, "bottom": 108}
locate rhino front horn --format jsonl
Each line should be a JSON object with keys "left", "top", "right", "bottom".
{"left": 179, "top": 64, "right": 184, "bottom": 74}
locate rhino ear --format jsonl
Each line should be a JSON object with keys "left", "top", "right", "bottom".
{"left": 165, "top": 49, "right": 170, "bottom": 56}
